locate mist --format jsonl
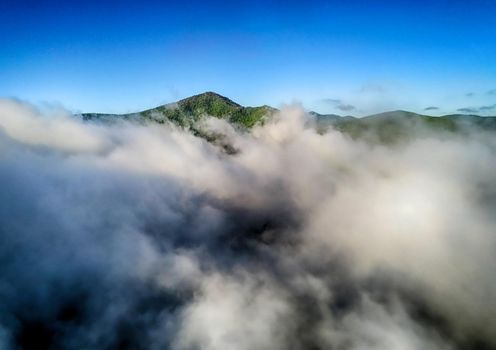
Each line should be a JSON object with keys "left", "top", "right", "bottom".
{"left": 0, "top": 98, "right": 495, "bottom": 350}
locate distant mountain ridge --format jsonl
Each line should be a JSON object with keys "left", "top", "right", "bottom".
{"left": 80, "top": 92, "right": 496, "bottom": 143}
{"left": 322, "top": 110, "right": 496, "bottom": 143}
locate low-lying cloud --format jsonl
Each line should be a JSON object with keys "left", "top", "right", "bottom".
{"left": 0, "top": 98, "right": 495, "bottom": 349}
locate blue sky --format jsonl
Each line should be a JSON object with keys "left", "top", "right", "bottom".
{"left": 1, "top": 0, "right": 495, "bottom": 115}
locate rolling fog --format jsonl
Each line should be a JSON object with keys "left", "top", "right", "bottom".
{"left": 0, "top": 99, "right": 495, "bottom": 349}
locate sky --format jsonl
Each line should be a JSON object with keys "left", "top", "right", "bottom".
{"left": 1, "top": 0, "right": 495, "bottom": 116}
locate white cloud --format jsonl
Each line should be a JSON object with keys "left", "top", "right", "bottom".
{"left": 0, "top": 100, "right": 494, "bottom": 349}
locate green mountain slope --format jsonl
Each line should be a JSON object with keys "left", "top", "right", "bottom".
{"left": 325, "top": 110, "right": 496, "bottom": 143}
{"left": 80, "top": 92, "right": 496, "bottom": 145}
{"left": 81, "top": 91, "right": 275, "bottom": 129}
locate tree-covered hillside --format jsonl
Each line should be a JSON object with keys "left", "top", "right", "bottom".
{"left": 81, "top": 92, "right": 275, "bottom": 129}
{"left": 318, "top": 110, "right": 496, "bottom": 144}
{"left": 80, "top": 92, "right": 496, "bottom": 145}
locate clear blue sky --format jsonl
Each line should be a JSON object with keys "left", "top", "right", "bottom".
{"left": 1, "top": 0, "right": 495, "bottom": 116}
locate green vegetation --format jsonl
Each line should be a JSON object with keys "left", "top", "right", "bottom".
{"left": 80, "top": 93, "right": 496, "bottom": 146}
{"left": 177, "top": 91, "right": 240, "bottom": 118}
{"left": 322, "top": 110, "right": 496, "bottom": 144}
{"left": 82, "top": 92, "right": 275, "bottom": 130}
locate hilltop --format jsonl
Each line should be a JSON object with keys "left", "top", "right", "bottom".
{"left": 81, "top": 92, "right": 275, "bottom": 129}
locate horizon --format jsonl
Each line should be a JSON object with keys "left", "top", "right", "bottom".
{"left": 79, "top": 90, "right": 496, "bottom": 117}
{"left": 1, "top": 0, "right": 496, "bottom": 116}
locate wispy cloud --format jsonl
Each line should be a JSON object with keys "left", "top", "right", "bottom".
{"left": 479, "top": 104, "right": 496, "bottom": 112}
{"left": 321, "top": 98, "right": 356, "bottom": 112}
{"left": 336, "top": 103, "right": 356, "bottom": 111}
{"left": 356, "top": 84, "right": 386, "bottom": 94}
{"left": 321, "top": 98, "right": 342, "bottom": 104}
{"left": 424, "top": 106, "right": 439, "bottom": 111}
{"left": 456, "top": 104, "right": 496, "bottom": 114}
{"left": 457, "top": 107, "right": 479, "bottom": 114}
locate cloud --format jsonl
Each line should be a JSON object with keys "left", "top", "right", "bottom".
{"left": 424, "top": 106, "right": 439, "bottom": 111}
{"left": 479, "top": 104, "right": 496, "bottom": 112}
{"left": 457, "top": 107, "right": 479, "bottom": 114}
{"left": 465, "top": 92, "right": 475, "bottom": 97}
{"left": 321, "top": 98, "right": 356, "bottom": 112}
{"left": 457, "top": 105, "right": 496, "bottom": 114}
{"left": 336, "top": 103, "right": 356, "bottom": 112}
{"left": 348, "top": 83, "right": 407, "bottom": 115}
{"left": 0, "top": 99, "right": 495, "bottom": 349}
{"left": 321, "top": 98, "right": 341, "bottom": 104}
{"left": 487, "top": 89, "right": 496, "bottom": 95}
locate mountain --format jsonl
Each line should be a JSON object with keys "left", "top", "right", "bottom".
{"left": 326, "top": 110, "right": 496, "bottom": 143}
{"left": 79, "top": 92, "right": 496, "bottom": 144}
{"left": 310, "top": 111, "right": 356, "bottom": 123}
{"left": 81, "top": 91, "right": 276, "bottom": 129}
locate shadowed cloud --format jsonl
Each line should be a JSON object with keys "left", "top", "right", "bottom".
{"left": 0, "top": 99, "right": 495, "bottom": 349}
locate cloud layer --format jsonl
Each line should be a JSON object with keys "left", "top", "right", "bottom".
{"left": 0, "top": 99, "right": 495, "bottom": 349}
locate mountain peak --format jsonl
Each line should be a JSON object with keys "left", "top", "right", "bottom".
{"left": 178, "top": 91, "right": 241, "bottom": 108}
